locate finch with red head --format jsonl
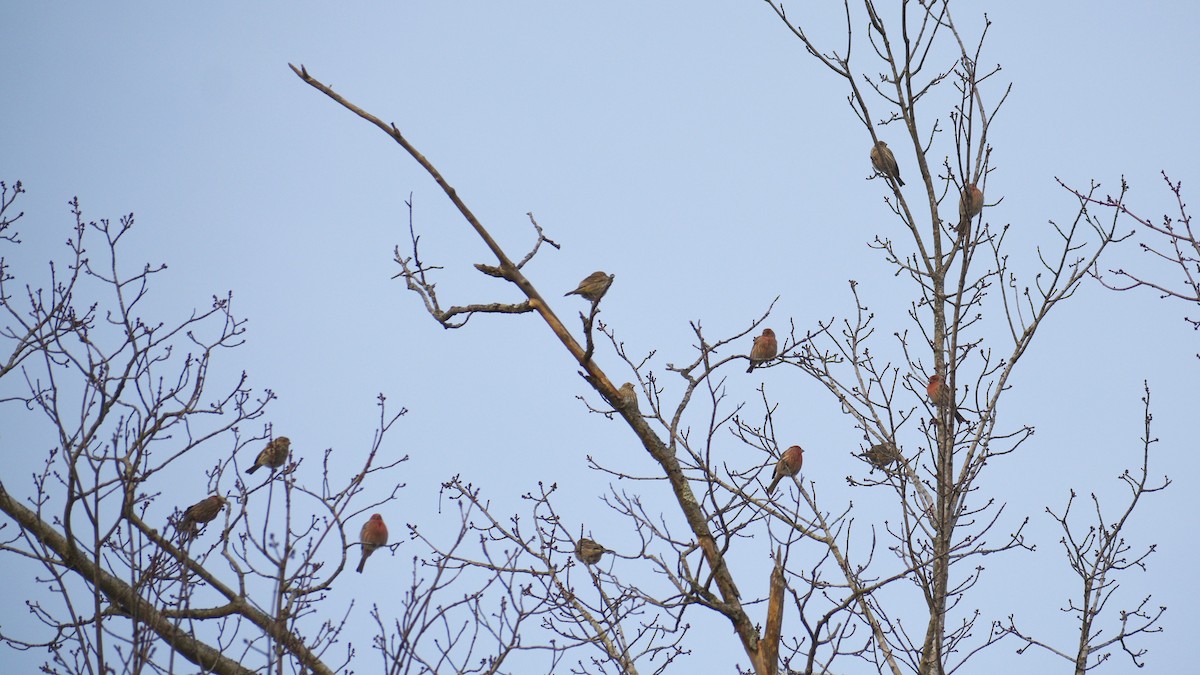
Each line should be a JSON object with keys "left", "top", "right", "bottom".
{"left": 179, "top": 495, "right": 227, "bottom": 540}
{"left": 870, "top": 141, "right": 905, "bottom": 187}
{"left": 765, "top": 445, "right": 805, "bottom": 495}
{"left": 565, "top": 271, "right": 614, "bottom": 303}
{"left": 357, "top": 513, "right": 389, "bottom": 573}
{"left": 747, "top": 328, "right": 778, "bottom": 373}
{"left": 247, "top": 436, "right": 290, "bottom": 475}
{"left": 927, "top": 374, "right": 968, "bottom": 424}
{"left": 575, "top": 538, "right": 608, "bottom": 565}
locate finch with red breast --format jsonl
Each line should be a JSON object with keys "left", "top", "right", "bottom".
{"left": 747, "top": 328, "right": 778, "bottom": 373}
{"left": 357, "top": 513, "right": 389, "bottom": 573}
{"left": 765, "top": 445, "right": 805, "bottom": 495}
{"left": 927, "top": 374, "right": 968, "bottom": 424}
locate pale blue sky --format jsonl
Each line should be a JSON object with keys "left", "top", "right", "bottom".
{"left": 2, "top": 2, "right": 1197, "bottom": 672}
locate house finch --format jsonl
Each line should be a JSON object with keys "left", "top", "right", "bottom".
{"left": 870, "top": 140, "right": 905, "bottom": 187}
{"left": 564, "top": 271, "right": 614, "bottom": 303}
{"left": 618, "top": 382, "right": 638, "bottom": 412}
{"left": 864, "top": 442, "right": 900, "bottom": 469}
{"left": 575, "top": 538, "right": 608, "bottom": 565}
{"left": 957, "top": 183, "right": 983, "bottom": 234}
{"left": 356, "top": 513, "right": 389, "bottom": 573}
{"left": 926, "top": 374, "right": 967, "bottom": 424}
{"left": 179, "top": 495, "right": 227, "bottom": 540}
{"left": 747, "top": 328, "right": 778, "bottom": 373}
{"left": 246, "top": 436, "right": 290, "bottom": 474}
{"left": 765, "top": 445, "right": 804, "bottom": 495}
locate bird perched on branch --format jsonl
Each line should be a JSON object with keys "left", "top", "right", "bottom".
{"left": 747, "top": 328, "right": 778, "bottom": 373}
{"left": 927, "top": 374, "right": 968, "bottom": 424}
{"left": 870, "top": 140, "right": 905, "bottom": 186}
{"left": 179, "top": 495, "right": 228, "bottom": 540}
{"left": 575, "top": 538, "right": 609, "bottom": 565}
{"left": 958, "top": 183, "right": 983, "bottom": 234}
{"left": 765, "top": 445, "right": 805, "bottom": 495}
{"left": 565, "top": 271, "right": 614, "bottom": 303}
{"left": 246, "top": 436, "right": 291, "bottom": 474}
{"left": 357, "top": 513, "right": 389, "bottom": 573}
{"left": 618, "top": 382, "right": 638, "bottom": 412}
{"left": 864, "top": 442, "right": 901, "bottom": 470}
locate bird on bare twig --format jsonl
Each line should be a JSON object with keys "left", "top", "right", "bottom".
{"left": 864, "top": 442, "right": 901, "bottom": 470}
{"left": 575, "top": 538, "right": 609, "bottom": 565}
{"left": 357, "top": 513, "right": 389, "bottom": 573}
{"left": 179, "top": 495, "right": 228, "bottom": 541}
{"left": 870, "top": 140, "right": 905, "bottom": 186}
{"left": 765, "top": 445, "right": 805, "bottom": 495}
{"left": 565, "top": 271, "right": 614, "bottom": 303}
{"left": 927, "top": 374, "right": 968, "bottom": 424}
{"left": 747, "top": 328, "right": 778, "bottom": 373}
{"left": 618, "top": 382, "right": 638, "bottom": 412}
{"left": 957, "top": 183, "right": 983, "bottom": 235}
{"left": 247, "top": 436, "right": 290, "bottom": 474}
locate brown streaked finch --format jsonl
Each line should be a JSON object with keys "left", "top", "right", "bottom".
{"left": 957, "top": 183, "right": 983, "bottom": 234}
{"left": 179, "top": 495, "right": 227, "bottom": 540}
{"left": 870, "top": 140, "right": 905, "bottom": 186}
{"left": 565, "top": 271, "right": 614, "bottom": 303}
{"left": 246, "top": 436, "right": 291, "bottom": 475}
{"left": 927, "top": 374, "right": 968, "bottom": 424}
{"left": 357, "top": 513, "right": 389, "bottom": 573}
{"left": 865, "top": 442, "right": 901, "bottom": 469}
{"left": 575, "top": 538, "right": 608, "bottom": 565}
{"left": 765, "top": 445, "right": 805, "bottom": 495}
{"left": 747, "top": 328, "right": 778, "bottom": 373}
{"left": 618, "top": 382, "right": 638, "bottom": 412}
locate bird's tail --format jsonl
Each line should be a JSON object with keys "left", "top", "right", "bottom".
{"left": 765, "top": 476, "right": 781, "bottom": 495}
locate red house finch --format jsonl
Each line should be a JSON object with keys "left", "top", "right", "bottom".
{"left": 575, "top": 538, "right": 608, "bottom": 565}
{"left": 747, "top": 328, "right": 778, "bottom": 373}
{"left": 565, "top": 271, "right": 614, "bottom": 303}
{"left": 618, "top": 382, "right": 638, "bottom": 412}
{"left": 958, "top": 183, "right": 983, "bottom": 234}
{"left": 926, "top": 374, "right": 967, "bottom": 424}
{"left": 864, "top": 442, "right": 901, "bottom": 469}
{"left": 357, "top": 513, "right": 389, "bottom": 573}
{"left": 179, "top": 495, "right": 227, "bottom": 540}
{"left": 765, "top": 445, "right": 804, "bottom": 495}
{"left": 246, "top": 436, "right": 291, "bottom": 474}
{"left": 870, "top": 140, "right": 905, "bottom": 187}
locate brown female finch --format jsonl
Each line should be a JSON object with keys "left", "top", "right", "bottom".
{"left": 926, "top": 374, "right": 967, "bottom": 424}
{"left": 957, "top": 183, "right": 983, "bottom": 233}
{"left": 246, "top": 436, "right": 290, "bottom": 474}
{"left": 870, "top": 140, "right": 905, "bottom": 186}
{"left": 357, "top": 513, "right": 389, "bottom": 573}
{"left": 575, "top": 538, "right": 608, "bottom": 565}
{"left": 765, "top": 445, "right": 804, "bottom": 495}
{"left": 618, "top": 382, "right": 638, "bottom": 412}
{"left": 179, "top": 495, "right": 227, "bottom": 540}
{"left": 747, "top": 328, "right": 778, "bottom": 373}
{"left": 565, "top": 271, "right": 614, "bottom": 303}
{"left": 864, "top": 442, "right": 901, "bottom": 469}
